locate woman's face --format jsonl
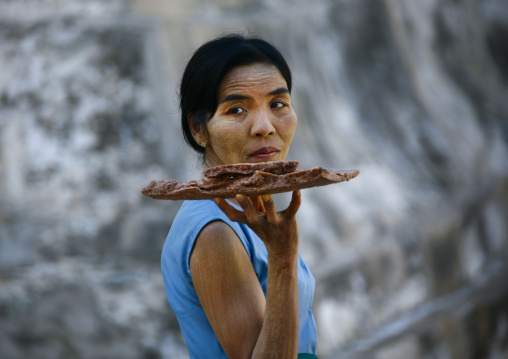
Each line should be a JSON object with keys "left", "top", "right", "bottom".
{"left": 194, "top": 63, "right": 297, "bottom": 167}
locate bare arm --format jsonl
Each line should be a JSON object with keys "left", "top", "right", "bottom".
{"left": 190, "top": 191, "right": 301, "bottom": 359}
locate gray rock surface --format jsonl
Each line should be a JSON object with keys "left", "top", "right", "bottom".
{"left": 0, "top": 0, "right": 507, "bottom": 358}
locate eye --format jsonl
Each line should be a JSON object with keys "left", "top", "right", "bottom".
{"left": 271, "top": 102, "right": 285, "bottom": 109}
{"left": 227, "top": 107, "right": 245, "bottom": 115}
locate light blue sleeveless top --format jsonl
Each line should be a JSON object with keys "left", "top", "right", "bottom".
{"left": 161, "top": 199, "right": 317, "bottom": 358}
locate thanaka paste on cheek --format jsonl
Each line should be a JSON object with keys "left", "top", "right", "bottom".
{"left": 206, "top": 120, "right": 247, "bottom": 166}
{"left": 207, "top": 120, "right": 246, "bottom": 147}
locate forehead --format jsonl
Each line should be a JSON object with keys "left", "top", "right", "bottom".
{"left": 218, "top": 63, "right": 287, "bottom": 96}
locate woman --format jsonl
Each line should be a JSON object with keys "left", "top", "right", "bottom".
{"left": 161, "top": 34, "right": 318, "bottom": 359}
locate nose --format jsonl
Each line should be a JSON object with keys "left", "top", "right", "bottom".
{"left": 250, "top": 109, "right": 276, "bottom": 137}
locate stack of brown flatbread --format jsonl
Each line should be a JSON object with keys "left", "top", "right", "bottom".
{"left": 141, "top": 161, "right": 359, "bottom": 200}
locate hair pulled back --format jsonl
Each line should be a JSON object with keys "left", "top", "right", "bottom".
{"left": 180, "top": 34, "right": 292, "bottom": 154}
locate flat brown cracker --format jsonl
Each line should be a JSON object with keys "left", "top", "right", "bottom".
{"left": 141, "top": 161, "right": 359, "bottom": 200}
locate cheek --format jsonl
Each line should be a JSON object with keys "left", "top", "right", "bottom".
{"left": 208, "top": 121, "right": 246, "bottom": 148}
{"left": 277, "top": 114, "right": 297, "bottom": 142}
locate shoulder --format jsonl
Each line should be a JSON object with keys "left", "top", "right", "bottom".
{"left": 164, "top": 199, "right": 252, "bottom": 264}
{"left": 162, "top": 200, "right": 229, "bottom": 274}
{"left": 192, "top": 220, "right": 243, "bottom": 259}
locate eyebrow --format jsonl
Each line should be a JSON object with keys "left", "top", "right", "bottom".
{"left": 219, "top": 87, "right": 289, "bottom": 104}
{"left": 269, "top": 88, "right": 290, "bottom": 96}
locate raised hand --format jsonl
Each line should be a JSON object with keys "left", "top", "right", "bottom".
{"left": 214, "top": 190, "right": 301, "bottom": 259}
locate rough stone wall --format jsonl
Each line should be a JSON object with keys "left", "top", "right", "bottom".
{"left": 0, "top": 0, "right": 507, "bottom": 358}
{"left": 0, "top": 1, "right": 189, "bottom": 358}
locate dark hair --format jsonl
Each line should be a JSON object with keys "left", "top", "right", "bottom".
{"left": 180, "top": 34, "right": 292, "bottom": 154}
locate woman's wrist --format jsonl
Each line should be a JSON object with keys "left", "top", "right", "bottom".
{"left": 267, "top": 250, "right": 299, "bottom": 270}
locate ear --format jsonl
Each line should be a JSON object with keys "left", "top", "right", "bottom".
{"left": 188, "top": 113, "right": 207, "bottom": 146}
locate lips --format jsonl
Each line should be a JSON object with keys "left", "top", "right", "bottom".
{"left": 249, "top": 146, "right": 280, "bottom": 158}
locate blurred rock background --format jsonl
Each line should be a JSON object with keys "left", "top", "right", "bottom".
{"left": 0, "top": 0, "right": 507, "bottom": 358}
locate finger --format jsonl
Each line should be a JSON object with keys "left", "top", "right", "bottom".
{"left": 251, "top": 195, "right": 265, "bottom": 212}
{"left": 236, "top": 194, "right": 259, "bottom": 223}
{"left": 281, "top": 190, "right": 301, "bottom": 218}
{"left": 214, "top": 197, "right": 247, "bottom": 223}
{"left": 262, "top": 194, "right": 277, "bottom": 223}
